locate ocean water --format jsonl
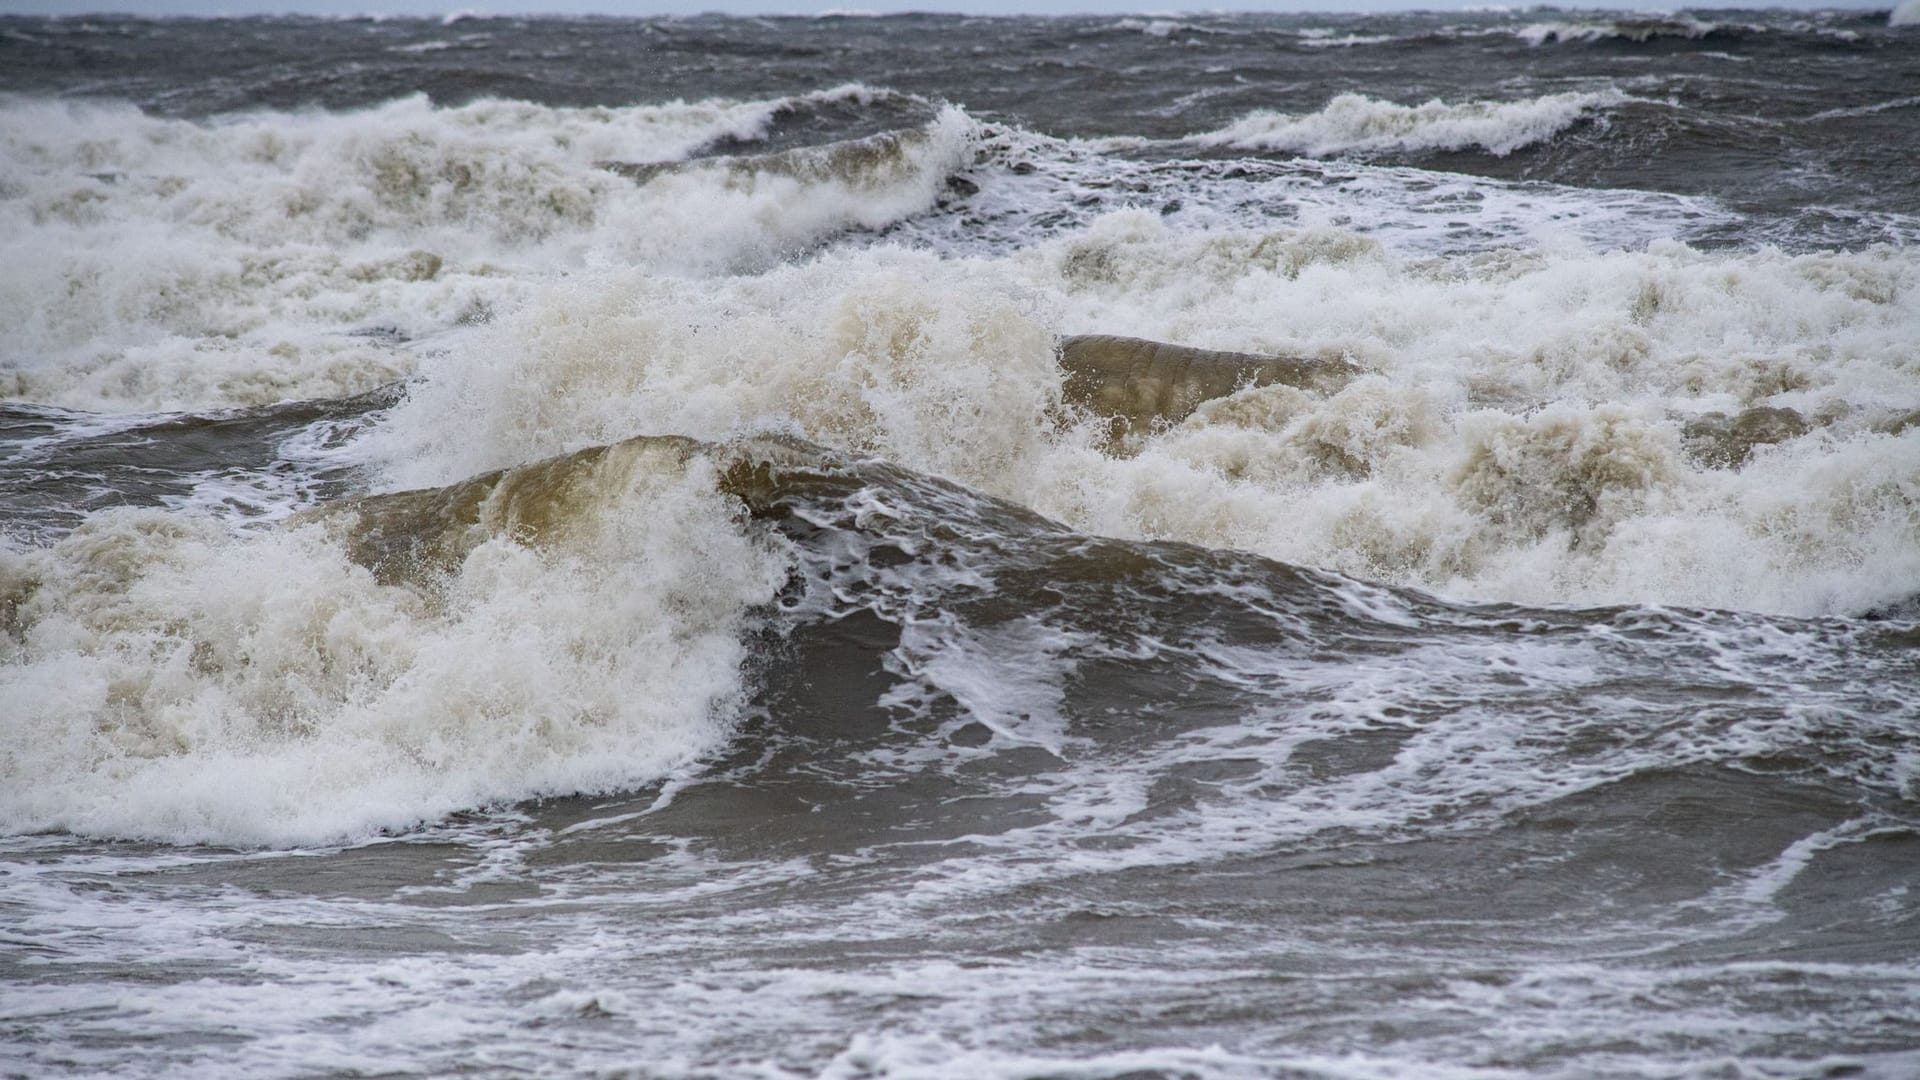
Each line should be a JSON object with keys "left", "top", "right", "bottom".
{"left": 3, "top": 8, "right": 1919, "bottom": 1078}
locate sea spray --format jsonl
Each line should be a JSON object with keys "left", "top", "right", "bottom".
{"left": 0, "top": 90, "right": 970, "bottom": 412}
{"left": 347, "top": 214, "right": 1920, "bottom": 616}
{"left": 0, "top": 443, "right": 789, "bottom": 845}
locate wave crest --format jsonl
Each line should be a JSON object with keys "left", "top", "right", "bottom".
{"left": 0, "top": 439, "right": 789, "bottom": 845}
{"left": 1193, "top": 90, "right": 1626, "bottom": 158}
{"left": 1515, "top": 16, "right": 1722, "bottom": 46}
{"left": 0, "top": 87, "right": 962, "bottom": 412}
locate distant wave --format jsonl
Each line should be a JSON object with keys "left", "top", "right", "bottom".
{"left": 1514, "top": 16, "right": 1723, "bottom": 45}
{"left": 1192, "top": 90, "right": 1626, "bottom": 158}
{"left": 1111, "top": 17, "right": 1243, "bottom": 38}
{"left": 1113, "top": 17, "right": 1189, "bottom": 38}
{"left": 1295, "top": 28, "right": 1399, "bottom": 49}
{"left": 1808, "top": 94, "right": 1920, "bottom": 121}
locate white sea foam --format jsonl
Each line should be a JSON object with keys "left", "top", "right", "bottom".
{"left": 1193, "top": 90, "right": 1628, "bottom": 158}
{"left": 1889, "top": 0, "right": 1920, "bottom": 28}
{"left": 1514, "top": 16, "right": 1721, "bottom": 46}
{"left": 5, "top": 95, "right": 1919, "bottom": 853}
{"left": 602, "top": 104, "right": 976, "bottom": 275}
{"left": 1809, "top": 94, "right": 1920, "bottom": 120}
{"left": 0, "top": 445, "right": 789, "bottom": 845}
{"left": 1114, "top": 17, "right": 1190, "bottom": 38}
{"left": 902, "top": 123, "right": 1737, "bottom": 259}
{"left": 354, "top": 212, "right": 1920, "bottom": 618}
{"left": 0, "top": 87, "right": 960, "bottom": 412}
{"left": 356, "top": 248, "right": 1063, "bottom": 494}
{"left": 878, "top": 614, "right": 1087, "bottom": 758}
{"left": 1295, "top": 28, "right": 1399, "bottom": 48}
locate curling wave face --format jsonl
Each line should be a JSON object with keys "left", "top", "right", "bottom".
{"left": 0, "top": 438, "right": 789, "bottom": 844}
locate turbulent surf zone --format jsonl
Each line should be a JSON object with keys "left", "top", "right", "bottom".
{"left": 3, "top": 10, "right": 1919, "bottom": 1080}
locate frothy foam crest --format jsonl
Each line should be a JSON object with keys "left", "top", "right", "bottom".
{"left": 1113, "top": 17, "right": 1177, "bottom": 37}
{"left": 352, "top": 211, "right": 1920, "bottom": 615}
{"left": 359, "top": 247, "right": 1061, "bottom": 494}
{"left": 1515, "top": 16, "right": 1722, "bottom": 46}
{"left": 1026, "top": 218, "right": 1920, "bottom": 614}
{"left": 1808, "top": 94, "right": 1920, "bottom": 121}
{"left": 0, "top": 93, "right": 791, "bottom": 247}
{"left": 0, "top": 441, "right": 789, "bottom": 845}
{"left": 0, "top": 330, "right": 422, "bottom": 414}
{"left": 0, "top": 87, "right": 947, "bottom": 411}
{"left": 595, "top": 105, "right": 978, "bottom": 275}
{"left": 893, "top": 124, "right": 1734, "bottom": 258}
{"left": 1296, "top": 32, "right": 1399, "bottom": 48}
{"left": 1192, "top": 90, "right": 1628, "bottom": 158}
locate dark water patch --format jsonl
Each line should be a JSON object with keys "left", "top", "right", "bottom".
{"left": 1683, "top": 405, "right": 1811, "bottom": 468}
{"left": 0, "top": 386, "right": 398, "bottom": 540}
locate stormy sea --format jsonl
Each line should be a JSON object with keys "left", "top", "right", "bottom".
{"left": 3, "top": 8, "right": 1919, "bottom": 1078}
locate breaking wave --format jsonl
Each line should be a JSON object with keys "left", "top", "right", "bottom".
{"left": 0, "top": 438, "right": 789, "bottom": 844}
{"left": 347, "top": 213, "right": 1920, "bottom": 618}
{"left": 1514, "top": 16, "right": 1725, "bottom": 46}
{"left": 0, "top": 87, "right": 969, "bottom": 412}
{"left": 1192, "top": 90, "right": 1628, "bottom": 158}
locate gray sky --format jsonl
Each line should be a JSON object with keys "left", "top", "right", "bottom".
{"left": 0, "top": 0, "right": 1895, "bottom": 16}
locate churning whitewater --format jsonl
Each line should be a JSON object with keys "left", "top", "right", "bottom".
{"left": 3, "top": 9, "right": 1919, "bottom": 1080}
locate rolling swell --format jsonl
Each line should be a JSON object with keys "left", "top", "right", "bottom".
{"left": 479, "top": 432, "right": 1920, "bottom": 943}
{"left": 35, "top": 417, "right": 1905, "bottom": 848}
{"left": 1512, "top": 15, "right": 1726, "bottom": 46}
{"left": 307, "top": 429, "right": 1920, "bottom": 825}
